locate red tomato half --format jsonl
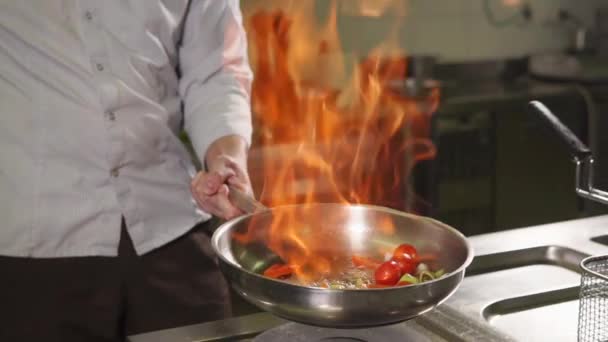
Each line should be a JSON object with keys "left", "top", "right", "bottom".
{"left": 393, "top": 243, "right": 418, "bottom": 262}
{"left": 392, "top": 254, "right": 417, "bottom": 275}
{"left": 374, "top": 260, "right": 401, "bottom": 285}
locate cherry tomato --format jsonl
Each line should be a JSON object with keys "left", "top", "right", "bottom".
{"left": 393, "top": 243, "right": 418, "bottom": 262}
{"left": 374, "top": 260, "right": 401, "bottom": 285}
{"left": 392, "top": 254, "right": 417, "bottom": 275}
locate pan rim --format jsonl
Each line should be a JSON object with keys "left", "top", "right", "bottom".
{"left": 211, "top": 202, "right": 475, "bottom": 292}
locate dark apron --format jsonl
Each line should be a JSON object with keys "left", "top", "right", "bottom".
{"left": 0, "top": 218, "right": 231, "bottom": 342}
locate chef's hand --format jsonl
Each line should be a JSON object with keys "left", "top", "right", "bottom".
{"left": 191, "top": 135, "right": 252, "bottom": 220}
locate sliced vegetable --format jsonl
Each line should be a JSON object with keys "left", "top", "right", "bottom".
{"left": 434, "top": 269, "right": 445, "bottom": 278}
{"left": 263, "top": 263, "right": 293, "bottom": 279}
{"left": 398, "top": 273, "right": 419, "bottom": 285}
{"left": 374, "top": 260, "right": 401, "bottom": 285}
{"left": 418, "top": 271, "right": 435, "bottom": 282}
{"left": 352, "top": 255, "right": 382, "bottom": 269}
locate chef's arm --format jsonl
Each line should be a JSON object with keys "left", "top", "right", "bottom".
{"left": 179, "top": 0, "right": 254, "bottom": 219}
{"left": 204, "top": 134, "right": 248, "bottom": 173}
{"left": 178, "top": 0, "right": 252, "bottom": 167}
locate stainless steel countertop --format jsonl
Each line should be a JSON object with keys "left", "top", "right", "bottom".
{"left": 466, "top": 214, "right": 608, "bottom": 256}
{"left": 447, "top": 214, "right": 608, "bottom": 341}
{"left": 129, "top": 214, "right": 608, "bottom": 342}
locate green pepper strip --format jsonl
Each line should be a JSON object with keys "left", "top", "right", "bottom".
{"left": 418, "top": 271, "right": 435, "bottom": 282}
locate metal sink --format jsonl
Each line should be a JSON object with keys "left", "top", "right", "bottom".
{"left": 591, "top": 235, "right": 608, "bottom": 247}
{"left": 466, "top": 245, "right": 587, "bottom": 276}
{"left": 483, "top": 287, "right": 579, "bottom": 342}
{"left": 447, "top": 245, "right": 589, "bottom": 342}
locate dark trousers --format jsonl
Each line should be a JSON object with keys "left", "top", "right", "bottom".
{"left": 0, "top": 219, "right": 231, "bottom": 342}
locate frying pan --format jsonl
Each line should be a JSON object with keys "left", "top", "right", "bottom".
{"left": 211, "top": 187, "right": 473, "bottom": 328}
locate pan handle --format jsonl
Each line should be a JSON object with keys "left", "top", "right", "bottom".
{"left": 527, "top": 100, "right": 591, "bottom": 160}
{"left": 225, "top": 186, "right": 283, "bottom": 270}
{"left": 228, "top": 185, "right": 267, "bottom": 214}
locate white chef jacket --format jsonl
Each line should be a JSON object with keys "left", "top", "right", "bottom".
{"left": 0, "top": 0, "right": 252, "bottom": 257}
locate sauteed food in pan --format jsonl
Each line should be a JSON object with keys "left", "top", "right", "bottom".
{"left": 263, "top": 243, "right": 445, "bottom": 289}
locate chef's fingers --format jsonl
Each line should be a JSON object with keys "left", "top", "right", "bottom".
{"left": 226, "top": 174, "right": 253, "bottom": 195}
{"left": 213, "top": 184, "right": 244, "bottom": 220}
{"left": 191, "top": 177, "right": 242, "bottom": 220}
{"left": 190, "top": 168, "right": 233, "bottom": 197}
{"left": 194, "top": 190, "right": 242, "bottom": 220}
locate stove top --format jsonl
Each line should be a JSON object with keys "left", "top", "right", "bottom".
{"left": 128, "top": 305, "right": 513, "bottom": 342}
{"left": 253, "top": 322, "right": 433, "bottom": 342}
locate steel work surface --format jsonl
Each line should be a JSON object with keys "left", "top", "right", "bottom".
{"left": 129, "top": 215, "right": 608, "bottom": 341}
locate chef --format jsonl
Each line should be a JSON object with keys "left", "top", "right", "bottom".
{"left": 0, "top": 1, "right": 253, "bottom": 341}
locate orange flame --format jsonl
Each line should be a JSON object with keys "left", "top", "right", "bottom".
{"left": 242, "top": 1, "right": 439, "bottom": 281}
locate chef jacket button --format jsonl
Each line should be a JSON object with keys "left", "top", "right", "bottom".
{"left": 105, "top": 111, "right": 116, "bottom": 121}
{"left": 84, "top": 11, "right": 93, "bottom": 21}
{"left": 111, "top": 168, "right": 120, "bottom": 178}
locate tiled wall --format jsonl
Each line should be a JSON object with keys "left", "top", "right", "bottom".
{"left": 242, "top": 0, "right": 606, "bottom": 62}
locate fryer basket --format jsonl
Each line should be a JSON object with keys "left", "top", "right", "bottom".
{"left": 578, "top": 255, "right": 608, "bottom": 342}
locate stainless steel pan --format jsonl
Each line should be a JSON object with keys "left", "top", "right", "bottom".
{"left": 211, "top": 188, "right": 473, "bottom": 328}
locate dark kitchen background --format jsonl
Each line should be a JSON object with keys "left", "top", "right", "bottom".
{"left": 220, "top": 0, "right": 608, "bottom": 238}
